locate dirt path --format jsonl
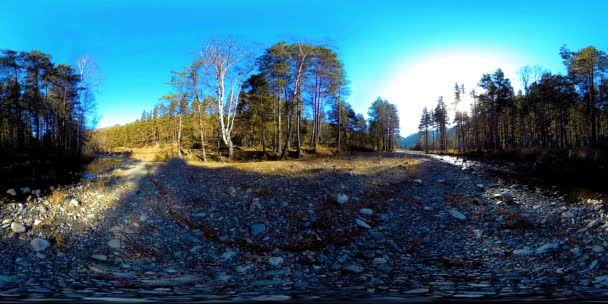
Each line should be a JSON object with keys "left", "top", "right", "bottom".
{"left": 1, "top": 152, "right": 608, "bottom": 301}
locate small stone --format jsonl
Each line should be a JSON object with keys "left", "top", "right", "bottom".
{"left": 570, "top": 247, "right": 582, "bottom": 256}
{"left": 35, "top": 252, "right": 46, "bottom": 259}
{"left": 20, "top": 187, "right": 31, "bottom": 194}
{"left": 476, "top": 184, "right": 484, "bottom": 190}
{"left": 222, "top": 250, "right": 237, "bottom": 260}
{"left": 250, "top": 223, "right": 266, "bottom": 237}
{"left": 226, "top": 186, "right": 237, "bottom": 197}
{"left": 448, "top": 209, "right": 466, "bottom": 221}
{"left": 31, "top": 238, "right": 51, "bottom": 252}
{"left": 31, "top": 189, "right": 41, "bottom": 196}
{"left": 359, "top": 208, "right": 373, "bottom": 216}
{"left": 10, "top": 223, "right": 26, "bottom": 233}
{"left": 493, "top": 192, "right": 513, "bottom": 203}
{"left": 588, "top": 220, "right": 602, "bottom": 229}
{"left": 33, "top": 219, "right": 41, "bottom": 226}
{"left": 107, "top": 239, "right": 121, "bottom": 249}
{"left": 139, "top": 214, "right": 148, "bottom": 222}
{"left": 344, "top": 265, "right": 364, "bottom": 273}
{"left": 437, "top": 179, "right": 447, "bottom": 184}
{"left": 513, "top": 248, "right": 534, "bottom": 256}
{"left": 414, "top": 179, "right": 423, "bottom": 185}
{"left": 593, "top": 275, "right": 608, "bottom": 285}
{"left": 249, "top": 200, "right": 263, "bottom": 211}
{"left": 336, "top": 194, "right": 349, "bottom": 205}
{"left": 561, "top": 211, "right": 575, "bottom": 219}
{"left": 589, "top": 260, "right": 599, "bottom": 270}
{"left": 91, "top": 254, "right": 108, "bottom": 261}
{"left": 249, "top": 295, "right": 291, "bottom": 301}
{"left": 535, "top": 242, "right": 559, "bottom": 255}
{"left": 268, "top": 256, "right": 284, "bottom": 266}
{"left": 473, "top": 229, "right": 483, "bottom": 239}
{"left": 373, "top": 257, "right": 387, "bottom": 264}
{"left": 355, "top": 218, "right": 371, "bottom": 229}
{"left": 405, "top": 288, "right": 429, "bottom": 294}
{"left": 69, "top": 199, "right": 80, "bottom": 206}
{"left": 592, "top": 245, "right": 605, "bottom": 253}
{"left": 6, "top": 189, "right": 17, "bottom": 196}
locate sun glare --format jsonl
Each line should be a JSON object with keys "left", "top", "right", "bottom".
{"left": 383, "top": 49, "right": 523, "bottom": 134}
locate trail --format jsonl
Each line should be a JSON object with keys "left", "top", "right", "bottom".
{"left": 1, "top": 153, "right": 608, "bottom": 302}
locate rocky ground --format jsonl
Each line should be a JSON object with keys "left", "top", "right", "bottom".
{"left": 1, "top": 151, "right": 608, "bottom": 302}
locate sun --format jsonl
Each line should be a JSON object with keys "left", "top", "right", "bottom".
{"left": 382, "top": 49, "right": 523, "bottom": 134}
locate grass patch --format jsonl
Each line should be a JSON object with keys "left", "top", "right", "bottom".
{"left": 47, "top": 188, "right": 65, "bottom": 204}
{"left": 86, "top": 158, "right": 121, "bottom": 174}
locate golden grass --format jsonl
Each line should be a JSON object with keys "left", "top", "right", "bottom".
{"left": 187, "top": 153, "right": 424, "bottom": 179}
{"left": 86, "top": 158, "right": 122, "bottom": 174}
{"left": 47, "top": 189, "right": 65, "bottom": 205}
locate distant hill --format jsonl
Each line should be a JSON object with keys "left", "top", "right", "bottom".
{"left": 399, "top": 132, "right": 420, "bottom": 149}
{"left": 400, "top": 126, "right": 459, "bottom": 149}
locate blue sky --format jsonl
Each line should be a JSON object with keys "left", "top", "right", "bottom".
{"left": 2, "top": 0, "right": 607, "bottom": 135}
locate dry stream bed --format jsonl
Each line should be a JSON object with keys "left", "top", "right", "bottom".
{"left": 1, "top": 151, "right": 608, "bottom": 302}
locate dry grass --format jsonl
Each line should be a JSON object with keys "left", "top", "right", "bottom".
{"left": 86, "top": 158, "right": 122, "bottom": 174}
{"left": 47, "top": 188, "right": 65, "bottom": 204}
{"left": 187, "top": 153, "right": 424, "bottom": 179}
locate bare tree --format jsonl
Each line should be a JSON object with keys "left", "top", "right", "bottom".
{"left": 199, "top": 39, "right": 253, "bottom": 159}
{"left": 76, "top": 54, "right": 102, "bottom": 154}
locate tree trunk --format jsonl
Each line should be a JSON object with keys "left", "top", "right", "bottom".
{"left": 197, "top": 107, "right": 206, "bottom": 162}
{"left": 177, "top": 114, "right": 183, "bottom": 158}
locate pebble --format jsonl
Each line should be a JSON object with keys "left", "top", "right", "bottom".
{"left": 589, "top": 260, "right": 599, "bottom": 270}
{"left": 493, "top": 192, "right": 513, "bottom": 203}
{"left": 355, "top": 218, "right": 372, "bottom": 229}
{"left": 592, "top": 245, "right": 605, "bottom": 253}
{"left": 476, "top": 184, "right": 484, "bottom": 190}
{"left": 20, "top": 187, "right": 31, "bottom": 194}
{"left": 414, "top": 179, "right": 423, "bottom": 185}
{"left": 249, "top": 200, "right": 263, "bottom": 211}
{"left": 222, "top": 250, "right": 237, "bottom": 260}
{"left": 30, "top": 238, "right": 51, "bottom": 252}
{"left": 359, "top": 208, "right": 373, "bottom": 216}
{"left": 268, "top": 257, "right": 284, "bottom": 266}
{"left": 344, "top": 265, "right": 364, "bottom": 273}
{"left": 588, "top": 220, "right": 602, "bottom": 229}
{"left": 473, "top": 229, "right": 483, "bottom": 239}
{"left": 535, "top": 243, "right": 559, "bottom": 255}
{"left": 562, "top": 211, "right": 576, "bottom": 219}
{"left": 250, "top": 223, "right": 266, "bottom": 237}
{"left": 91, "top": 254, "right": 108, "bottom": 261}
{"left": 373, "top": 257, "right": 387, "bottom": 264}
{"left": 336, "top": 194, "right": 349, "bottom": 204}
{"left": 6, "top": 189, "right": 17, "bottom": 196}
{"left": 513, "top": 248, "right": 534, "bottom": 256}
{"left": 448, "top": 209, "right": 466, "bottom": 221}
{"left": 69, "top": 199, "right": 80, "bottom": 206}
{"left": 107, "top": 239, "right": 121, "bottom": 249}
{"left": 404, "top": 288, "right": 429, "bottom": 294}
{"left": 10, "top": 222, "right": 26, "bottom": 233}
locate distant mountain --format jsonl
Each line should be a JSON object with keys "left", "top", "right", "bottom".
{"left": 399, "top": 132, "right": 420, "bottom": 149}
{"left": 400, "top": 126, "right": 458, "bottom": 149}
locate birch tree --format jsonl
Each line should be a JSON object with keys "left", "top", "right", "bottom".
{"left": 199, "top": 39, "right": 253, "bottom": 159}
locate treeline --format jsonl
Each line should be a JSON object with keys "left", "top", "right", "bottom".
{"left": 418, "top": 45, "right": 608, "bottom": 154}
{"left": 92, "top": 40, "right": 400, "bottom": 159}
{"left": 0, "top": 50, "right": 97, "bottom": 163}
